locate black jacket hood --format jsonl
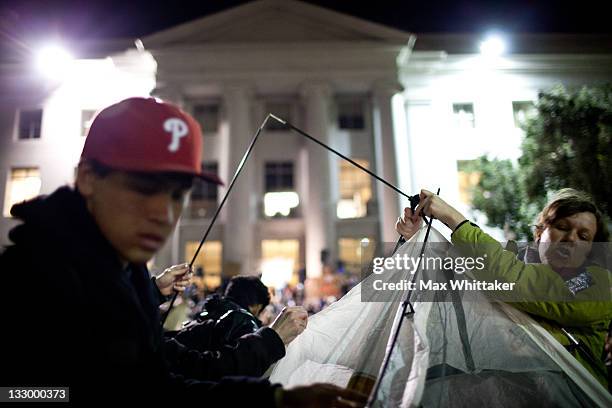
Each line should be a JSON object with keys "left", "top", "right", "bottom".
{"left": 7, "top": 186, "right": 118, "bottom": 264}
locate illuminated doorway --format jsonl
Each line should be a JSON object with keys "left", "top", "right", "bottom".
{"left": 185, "top": 241, "right": 222, "bottom": 290}
{"left": 260, "top": 239, "right": 300, "bottom": 289}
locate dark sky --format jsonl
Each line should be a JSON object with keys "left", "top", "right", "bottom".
{"left": 1, "top": 0, "right": 611, "bottom": 44}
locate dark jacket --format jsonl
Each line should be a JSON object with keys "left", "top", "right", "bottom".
{"left": 0, "top": 187, "right": 280, "bottom": 405}
{"left": 177, "top": 295, "right": 263, "bottom": 351}
{"left": 165, "top": 321, "right": 284, "bottom": 381}
{"left": 164, "top": 295, "right": 284, "bottom": 380}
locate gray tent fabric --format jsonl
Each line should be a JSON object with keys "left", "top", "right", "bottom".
{"left": 268, "top": 227, "right": 612, "bottom": 407}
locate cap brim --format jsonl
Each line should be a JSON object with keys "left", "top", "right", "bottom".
{"left": 199, "top": 171, "right": 225, "bottom": 186}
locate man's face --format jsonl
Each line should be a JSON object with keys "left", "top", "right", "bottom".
{"left": 78, "top": 164, "right": 192, "bottom": 264}
{"left": 538, "top": 211, "right": 597, "bottom": 269}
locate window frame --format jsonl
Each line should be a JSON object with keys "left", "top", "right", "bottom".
{"left": 191, "top": 102, "right": 221, "bottom": 134}
{"left": 451, "top": 102, "right": 476, "bottom": 129}
{"left": 336, "top": 97, "right": 366, "bottom": 131}
{"left": 264, "top": 161, "right": 295, "bottom": 193}
{"left": 16, "top": 108, "right": 43, "bottom": 141}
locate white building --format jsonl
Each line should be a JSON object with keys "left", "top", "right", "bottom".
{"left": 1, "top": 0, "right": 611, "bottom": 295}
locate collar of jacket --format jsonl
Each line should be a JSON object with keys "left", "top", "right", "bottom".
{"left": 9, "top": 186, "right": 123, "bottom": 274}
{"left": 8, "top": 186, "right": 162, "bottom": 347}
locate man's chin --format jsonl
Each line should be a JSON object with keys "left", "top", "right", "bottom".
{"left": 123, "top": 248, "right": 156, "bottom": 264}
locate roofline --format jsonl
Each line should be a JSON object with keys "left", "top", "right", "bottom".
{"left": 413, "top": 33, "right": 612, "bottom": 54}
{"left": 142, "top": 0, "right": 413, "bottom": 48}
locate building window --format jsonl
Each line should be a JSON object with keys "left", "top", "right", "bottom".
{"left": 452, "top": 103, "right": 475, "bottom": 129}
{"left": 18, "top": 109, "right": 43, "bottom": 139}
{"left": 512, "top": 101, "right": 536, "bottom": 128}
{"left": 81, "top": 110, "right": 96, "bottom": 137}
{"left": 264, "top": 161, "right": 298, "bottom": 217}
{"left": 265, "top": 162, "right": 294, "bottom": 192}
{"left": 456, "top": 160, "right": 480, "bottom": 205}
{"left": 260, "top": 239, "right": 299, "bottom": 288}
{"left": 186, "top": 241, "right": 222, "bottom": 290}
{"left": 338, "top": 237, "right": 375, "bottom": 276}
{"left": 189, "top": 163, "right": 219, "bottom": 217}
{"left": 337, "top": 99, "right": 365, "bottom": 130}
{"left": 4, "top": 167, "right": 41, "bottom": 216}
{"left": 337, "top": 159, "right": 372, "bottom": 219}
{"left": 192, "top": 104, "right": 220, "bottom": 134}
{"left": 265, "top": 102, "right": 291, "bottom": 130}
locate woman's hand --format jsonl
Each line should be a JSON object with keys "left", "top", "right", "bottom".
{"left": 395, "top": 207, "right": 423, "bottom": 241}
{"left": 414, "top": 189, "right": 467, "bottom": 231}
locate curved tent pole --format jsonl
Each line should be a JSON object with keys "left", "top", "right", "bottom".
{"left": 162, "top": 114, "right": 413, "bottom": 326}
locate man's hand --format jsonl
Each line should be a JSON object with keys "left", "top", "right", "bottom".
{"left": 269, "top": 306, "right": 308, "bottom": 346}
{"left": 395, "top": 207, "right": 423, "bottom": 241}
{"left": 155, "top": 263, "right": 193, "bottom": 296}
{"left": 279, "top": 383, "right": 367, "bottom": 407}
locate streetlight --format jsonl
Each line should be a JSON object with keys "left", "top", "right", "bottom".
{"left": 479, "top": 35, "right": 506, "bottom": 57}
{"left": 36, "top": 44, "right": 74, "bottom": 80}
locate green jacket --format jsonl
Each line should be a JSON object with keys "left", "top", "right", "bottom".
{"left": 451, "top": 222, "right": 612, "bottom": 387}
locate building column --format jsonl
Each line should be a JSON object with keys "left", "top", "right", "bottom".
{"left": 300, "top": 82, "right": 333, "bottom": 278}
{"left": 222, "top": 85, "right": 255, "bottom": 277}
{"left": 372, "top": 81, "right": 403, "bottom": 243}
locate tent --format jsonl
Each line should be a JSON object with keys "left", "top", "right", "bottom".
{"left": 268, "top": 227, "right": 612, "bottom": 407}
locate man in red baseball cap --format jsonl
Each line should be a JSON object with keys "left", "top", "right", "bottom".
{"left": 78, "top": 97, "right": 223, "bottom": 264}
{"left": 0, "top": 97, "right": 366, "bottom": 406}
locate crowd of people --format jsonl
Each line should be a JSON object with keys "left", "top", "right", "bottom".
{"left": 0, "top": 96, "right": 610, "bottom": 404}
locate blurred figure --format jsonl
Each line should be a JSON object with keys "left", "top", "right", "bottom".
{"left": 177, "top": 275, "right": 273, "bottom": 349}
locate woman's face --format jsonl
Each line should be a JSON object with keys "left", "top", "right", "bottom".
{"left": 538, "top": 211, "right": 597, "bottom": 269}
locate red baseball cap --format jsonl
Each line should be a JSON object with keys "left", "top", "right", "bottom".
{"left": 81, "top": 97, "right": 223, "bottom": 185}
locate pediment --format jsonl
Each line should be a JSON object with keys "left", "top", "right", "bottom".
{"left": 143, "top": 0, "right": 412, "bottom": 47}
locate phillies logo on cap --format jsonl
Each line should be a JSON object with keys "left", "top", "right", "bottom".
{"left": 164, "top": 118, "right": 189, "bottom": 152}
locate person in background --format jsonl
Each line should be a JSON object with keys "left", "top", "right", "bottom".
{"left": 163, "top": 272, "right": 303, "bottom": 381}
{"left": 177, "top": 275, "right": 274, "bottom": 349}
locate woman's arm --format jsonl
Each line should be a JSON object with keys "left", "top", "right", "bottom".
{"left": 451, "top": 221, "right": 612, "bottom": 326}
{"left": 397, "top": 189, "right": 612, "bottom": 326}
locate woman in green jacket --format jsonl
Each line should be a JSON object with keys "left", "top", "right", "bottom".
{"left": 396, "top": 188, "right": 611, "bottom": 387}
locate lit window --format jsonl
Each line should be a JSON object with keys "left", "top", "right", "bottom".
{"left": 337, "top": 159, "right": 372, "bottom": 219}
{"left": 452, "top": 103, "right": 475, "bottom": 129}
{"left": 338, "top": 237, "right": 375, "bottom": 275}
{"left": 337, "top": 99, "right": 365, "bottom": 130}
{"left": 186, "top": 240, "right": 222, "bottom": 290}
{"left": 264, "top": 192, "right": 299, "bottom": 217}
{"left": 192, "top": 104, "right": 220, "bottom": 133}
{"left": 81, "top": 110, "right": 96, "bottom": 137}
{"left": 18, "top": 109, "right": 43, "bottom": 139}
{"left": 4, "top": 168, "right": 41, "bottom": 216}
{"left": 261, "top": 239, "right": 299, "bottom": 288}
{"left": 264, "top": 161, "right": 297, "bottom": 217}
{"left": 512, "top": 101, "right": 536, "bottom": 128}
{"left": 189, "top": 163, "right": 219, "bottom": 218}
{"left": 265, "top": 102, "right": 291, "bottom": 130}
{"left": 456, "top": 160, "right": 480, "bottom": 205}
